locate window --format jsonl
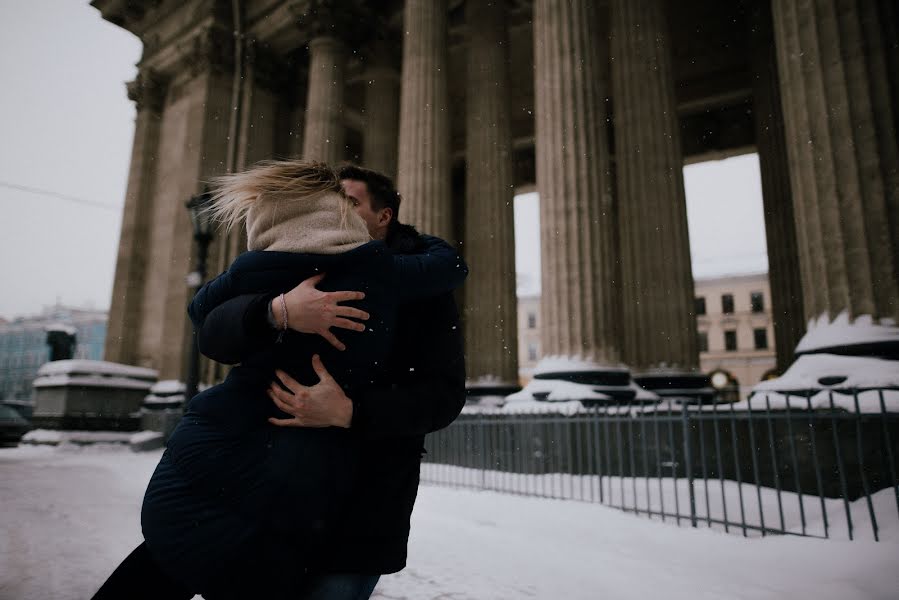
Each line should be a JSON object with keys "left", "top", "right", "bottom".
{"left": 754, "top": 328, "right": 768, "bottom": 350}
{"left": 697, "top": 331, "right": 709, "bottom": 353}
{"left": 695, "top": 297, "right": 706, "bottom": 316}
{"left": 750, "top": 291, "right": 764, "bottom": 313}
{"left": 721, "top": 294, "right": 735, "bottom": 314}
{"left": 527, "top": 313, "right": 537, "bottom": 329}
{"left": 724, "top": 330, "right": 737, "bottom": 351}
{"left": 527, "top": 343, "right": 538, "bottom": 361}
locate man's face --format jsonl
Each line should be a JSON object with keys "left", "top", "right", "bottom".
{"left": 342, "top": 179, "right": 390, "bottom": 241}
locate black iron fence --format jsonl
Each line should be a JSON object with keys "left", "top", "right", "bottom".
{"left": 421, "top": 388, "right": 899, "bottom": 542}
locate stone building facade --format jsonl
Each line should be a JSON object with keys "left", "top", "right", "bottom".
{"left": 694, "top": 273, "right": 777, "bottom": 399}
{"left": 93, "top": 0, "right": 898, "bottom": 391}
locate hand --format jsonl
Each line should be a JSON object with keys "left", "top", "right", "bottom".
{"left": 273, "top": 273, "right": 369, "bottom": 351}
{"left": 267, "top": 355, "right": 354, "bottom": 429}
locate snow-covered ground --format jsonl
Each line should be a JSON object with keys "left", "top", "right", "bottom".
{"left": 2, "top": 445, "right": 898, "bottom": 600}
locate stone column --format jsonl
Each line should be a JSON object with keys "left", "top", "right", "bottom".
{"left": 134, "top": 25, "right": 237, "bottom": 380}
{"left": 750, "top": 1, "right": 805, "bottom": 374}
{"left": 463, "top": 0, "right": 518, "bottom": 387}
{"left": 302, "top": 36, "right": 345, "bottom": 163}
{"left": 104, "top": 70, "right": 165, "bottom": 366}
{"left": 772, "top": 0, "right": 899, "bottom": 346}
{"left": 533, "top": 0, "right": 619, "bottom": 366}
{"left": 611, "top": 0, "right": 698, "bottom": 375}
{"left": 362, "top": 43, "right": 399, "bottom": 180}
{"left": 397, "top": 0, "right": 452, "bottom": 240}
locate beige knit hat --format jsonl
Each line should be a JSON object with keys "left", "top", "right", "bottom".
{"left": 246, "top": 190, "right": 371, "bottom": 254}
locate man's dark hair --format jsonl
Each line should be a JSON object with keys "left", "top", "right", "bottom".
{"left": 337, "top": 164, "right": 401, "bottom": 218}
{"left": 338, "top": 163, "right": 423, "bottom": 253}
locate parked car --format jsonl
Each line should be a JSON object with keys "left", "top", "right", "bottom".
{"left": 0, "top": 404, "right": 31, "bottom": 447}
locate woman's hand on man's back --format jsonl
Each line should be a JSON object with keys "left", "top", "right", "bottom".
{"left": 273, "top": 273, "right": 370, "bottom": 351}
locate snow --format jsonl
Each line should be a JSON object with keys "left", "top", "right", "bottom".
{"left": 504, "top": 378, "right": 658, "bottom": 409}
{"left": 750, "top": 354, "right": 899, "bottom": 411}
{"left": 797, "top": 311, "right": 899, "bottom": 354}
{"left": 149, "top": 379, "right": 185, "bottom": 395}
{"left": 44, "top": 322, "right": 77, "bottom": 335}
{"left": 506, "top": 378, "right": 612, "bottom": 405}
{"left": 420, "top": 465, "right": 899, "bottom": 543}
{"left": 32, "top": 374, "right": 155, "bottom": 390}
{"left": 735, "top": 390, "right": 899, "bottom": 413}
{"left": 143, "top": 394, "right": 185, "bottom": 406}
{"left": 32, "top": 360, "right": 158, "bottom": 391}
{"left": 2, "top": 445, "right": 898, "bottom": 599}
{"left": 20, "top": 429, "right": 149, "bottom": 446}
{"left": 35, "top": 359, "right": 158, "bottom": 380}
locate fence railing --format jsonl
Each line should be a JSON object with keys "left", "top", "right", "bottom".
{"left": 422, "top": 388, "right": 899, "bottom": 542}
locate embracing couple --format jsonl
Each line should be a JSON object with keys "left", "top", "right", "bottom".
{"left": 93, "top": 162, "right": 468, "bottom": 599}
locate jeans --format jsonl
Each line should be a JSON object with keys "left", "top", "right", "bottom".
{"left": 299, "top": 573, "right": 381, "bottom": 600}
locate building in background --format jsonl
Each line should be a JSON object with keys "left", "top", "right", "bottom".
{"left": 694, "top": 273, "right": 776, "bottom": 399}
{"left": 517, "top": 294, "right": 541, "bottom": 384}
{"left": 518, "top": 273, "right": 777, "bottom": 398}
{"left": 0, "top": 305, "right": 107, "bottom": 404}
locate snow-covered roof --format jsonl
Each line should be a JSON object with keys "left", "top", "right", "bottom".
{"left": 33, "top": 374, "right": 155, "bottom": 391}
{"left": 35, "top": 359, "right": 157, "bottom": 381}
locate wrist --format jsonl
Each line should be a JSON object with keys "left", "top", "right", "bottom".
{"left": 335, "top": 394, "right": 353, "bottom": 428}
{"left": 267, "top": 299, "right": 280, "bottom": 329}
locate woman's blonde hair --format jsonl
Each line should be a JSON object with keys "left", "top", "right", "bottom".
{"left": 206, "top": 159, "right": 344, "bottom": 231}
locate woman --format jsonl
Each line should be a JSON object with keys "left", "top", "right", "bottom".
{"left": 96, "top": 160, "right": 467, "bottom": 599}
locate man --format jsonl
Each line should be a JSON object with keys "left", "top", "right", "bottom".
{"left": 195, "top": 164, "right": 467, "bottom": 598}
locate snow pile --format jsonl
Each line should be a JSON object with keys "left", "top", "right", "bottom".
{"left": 22, "top": 429, "right": 135, "bottom": 446}
{"left": 143, "top": 380, "right": 186, "bottom": 406}
{"left": 750, "top": 353, "right": 899, "bottom": 411}
{"left": 797, "top": 311, "right": 899, "bottom": 354}
{"left": 505, "top": 377, "right": 658, "bottom": 410}
{"left": 149, "top": 380, "right": 185, "bottom": 395}
{"left": 736, "top": 390, "right": 899, "bottom": 413}
{"left": 506, "top": 378, "right": 610, "bottom": 405}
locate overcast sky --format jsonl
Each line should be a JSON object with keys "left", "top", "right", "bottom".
{"left": 0, "top": 1, "right": 767, "bottom": 320}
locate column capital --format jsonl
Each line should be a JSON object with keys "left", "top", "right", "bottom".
{"left": 126, "top": 68, "right": 166, "bottom": 114}
{"left": 174, "top": 25, "right": 235, "bottom": 79}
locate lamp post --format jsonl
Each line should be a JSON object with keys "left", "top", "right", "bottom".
{"left": 184, "top": 189, "right": 215, "bottom": 402}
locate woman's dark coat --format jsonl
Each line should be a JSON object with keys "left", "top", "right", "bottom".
{"left": 197, "top": 225, "right": 467, "bottom": 576}
{"left": 141, "top": 236, "right": 467, "bottom": 595}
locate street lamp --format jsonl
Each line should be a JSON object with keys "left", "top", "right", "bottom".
{"left": 184, "top": 188, "right": 215, "bottom": 402}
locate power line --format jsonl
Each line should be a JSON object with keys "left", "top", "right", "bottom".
{"left": 0, "top": 180, "right": 122, "bottom": 212}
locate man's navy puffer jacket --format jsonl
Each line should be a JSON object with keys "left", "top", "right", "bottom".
{"left": 141, "top": 237, "right": 467, "bottom": 596}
